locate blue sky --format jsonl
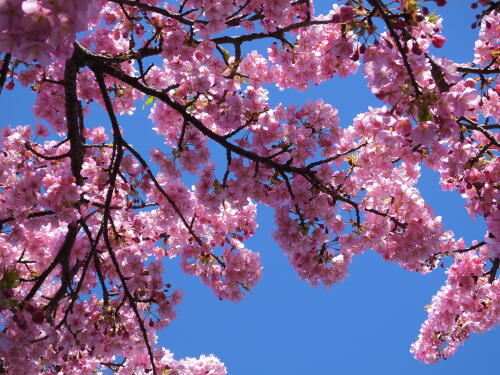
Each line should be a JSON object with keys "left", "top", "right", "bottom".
{"left": 0, "top": 2, "right": 497, "bottom": 374}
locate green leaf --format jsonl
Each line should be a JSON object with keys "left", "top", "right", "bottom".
{"left": 428, "top": 11, "right": 438, "bottom": 23}
{"left": 220, "top": 46, "right": 230, "bottom": 62}
{"left": 418, "top": 106, "right": 433, "bottom": 122}
{"left": 0, "top": 269, "right": 19, "bottom": 289}
{"left": 142, "top": 95, "right": 156, "bottom": 110}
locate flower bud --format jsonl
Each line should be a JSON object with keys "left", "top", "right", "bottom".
{"left": 431, "top": 35, "right": 446, "bottom": 48}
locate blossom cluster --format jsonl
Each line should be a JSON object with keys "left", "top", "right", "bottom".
{"left": 0, "top": 1, "right": 498, "bottom": 373}
{"left": 0, "top": 0, "right": 102, "bottom": 64}
{"left": 411, "top": 249, "right": 499, "bottom": 363}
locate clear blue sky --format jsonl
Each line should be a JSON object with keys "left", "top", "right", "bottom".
{"left": 0, "top": 2, "right": 497, "bottom": 374}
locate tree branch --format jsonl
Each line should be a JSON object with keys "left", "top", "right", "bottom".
{"left": 456, "top": 65, "right": 500, "bottom": 75}
{"left": 109, "top": 0, "right": 197, "bottom": 26}
{"left": 94, "top": 68, "right": 157, "bottom": 375}
{"left": 0, "top": 53, "right": 11, "bottom": 94}
{"left": 24, "top": 224, "right": 79, "bottom": 301}
{"left": 367, "top": 0, "right": 422, "bottom": 97}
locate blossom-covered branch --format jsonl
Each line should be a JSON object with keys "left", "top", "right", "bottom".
{"left": 0, "top": 1, "right": 498, "bottom": 373}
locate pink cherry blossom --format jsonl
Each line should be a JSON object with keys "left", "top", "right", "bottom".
{"left": 0, "top": 1, "right": 498, "bottom": 373}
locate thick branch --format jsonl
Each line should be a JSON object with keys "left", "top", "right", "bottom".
{"left": 24, "top": 50, "right": 87, "bottom": 302}
{"left": 0, "top": 53, "right": 11, "bottom": 94}
{"left": 64, "top": 54, "right": 85, "bottom": 185}
{"left": 24, "top": 224, "right": 79, "bottom": 301}
{"left": 55, "top": 224, "right": 97, "bottom": 327}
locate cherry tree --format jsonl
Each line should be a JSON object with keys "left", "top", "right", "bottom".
{"left": 0, "top": 0, "right": 498, "bottom": 373}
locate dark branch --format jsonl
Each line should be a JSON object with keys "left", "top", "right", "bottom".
{"left": 94, "top": 68, "right": 157, "bottom": 375}
{"left": 306, "top": 142, "right": 368, "bottom": 170}
{"left": 456, "top": 65, "right": 500, "bottom": 75}
{"left": 0, "top": 53, "right": 11, "bottom": 94}
{"left": 453, "top": 241, "right": 486, "bottom": 254}
{"left": 25, "top": 142, "right": 70, "bottom": 161}
{"left": 367, "top": 0, "right": 422, "bottom": 97}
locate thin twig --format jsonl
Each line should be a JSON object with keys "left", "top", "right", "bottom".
{"left": 94, "top": 68, "right": 157, "bottom": 375}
